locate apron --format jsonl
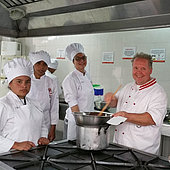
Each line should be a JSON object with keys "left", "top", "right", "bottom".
{"left": 9, "top": 103, "right": 43, "bottom": 145}
{"left": 65, "top": 73, "right": 94, "bottom": 140}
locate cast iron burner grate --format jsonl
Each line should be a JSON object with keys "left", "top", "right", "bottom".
{"left": 0, "top": 140, "right": 170, "bottom": 170}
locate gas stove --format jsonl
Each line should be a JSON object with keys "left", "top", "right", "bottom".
{"left": 0, "top": 140, "right": 170, "bottom": 170}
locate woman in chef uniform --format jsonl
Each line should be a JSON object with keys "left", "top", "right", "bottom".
{"left": 62, "top": 43, "right": 94, "bottom": 140}
{"left": 0, "top": 58, "right": 49, "bottom": 153}
{"left": 27, "top": 50, "right": 59, "bottom": 142}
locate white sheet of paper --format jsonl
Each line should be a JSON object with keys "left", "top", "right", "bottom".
{"left": 107, "top": 116, "right": 127, "bottom": 125}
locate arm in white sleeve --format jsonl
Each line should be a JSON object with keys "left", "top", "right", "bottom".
{"left": 50, "top": 80, "right": 59, "bottom": 125}
{"left": 62, "top": 75, "right": 79, "bottom": 108}
{"left": 0, "top": 103, "right": 15, "bottom": 153}
{"left": 55, "top": 77, "right": 62, "bottom": 96}
{"left": 147, "top": 87, "right": 167, "bottom": 126}
{"left": 41, "top": 113, "right": 49, "bottom": 138}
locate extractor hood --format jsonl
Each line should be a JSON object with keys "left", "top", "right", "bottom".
{"left": 0, "top": 0, "right": 170, "bottom": 38}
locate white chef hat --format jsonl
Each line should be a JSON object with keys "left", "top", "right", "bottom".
{"left": 65, "top": 43, "right": 84, "bottom": 61}
{"left": 4, "top": 58, "right": 32, "bottom": 84}
{"left": 48, "top": 59, "right": 58, "bottom": 69}
{"left": 29, "top": 50, "right": 51, "bottom": 66}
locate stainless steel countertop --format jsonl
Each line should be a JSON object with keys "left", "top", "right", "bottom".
{"left": 161, "top": 123, "right": 170, "bottom": 137}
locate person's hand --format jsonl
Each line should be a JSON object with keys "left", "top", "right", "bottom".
{"left": 113, "top": 111, "right": 127, "bottom": 118}
{"left": 104, "top": 92, "right": 113, "bottom": 103}
{"left": 11, "top": 141, "right": 35, "bottom": 151}
{"left": 104, "top": 92, "right": 117, "bottom": 107}
{"left": 48, "top": 125, "right": 56, "bottom": 142}
{"left": 38, "top": 137, "right": 49, "bottom": 145}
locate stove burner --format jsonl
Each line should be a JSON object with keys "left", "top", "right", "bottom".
{"left": 0, "top": 140, "right": 170, "bottom": 170}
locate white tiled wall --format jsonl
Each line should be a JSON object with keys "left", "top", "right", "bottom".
{"left": 0, "top": 27, "right": 170, "bottom": 106}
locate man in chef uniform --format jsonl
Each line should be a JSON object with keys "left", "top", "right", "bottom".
{"left": 104, "top": 52, "right": 167, "bottom": 155}
{"left": 62, "top": 43, "right": 94, "bottom": 140}
{"left": 0, "top": 58, "right": 49, "bottom": 153}
{"left": 45, "top": 59, "right": 62, "bottom": 96}
{"left": 28, "top": 50, "right": 59, "bottom": 142}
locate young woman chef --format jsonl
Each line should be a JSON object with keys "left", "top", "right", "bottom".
{"left": 27, "top": 50, "right": 59, "bottom": 142}
{"left": 62, "top": 43, "right": 94, "bottom": 140}
{"left": 0, "top": 58, "right": 49, "bottom": 153}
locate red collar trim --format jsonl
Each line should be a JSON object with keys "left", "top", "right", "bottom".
{"left": 139, "top": 78, "right": 156, "bottom": 91}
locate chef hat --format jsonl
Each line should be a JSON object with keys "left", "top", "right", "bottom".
{"left": 29, "top": 50, "right": 51, "bottom": 66}
{"left": 48, "top": 59, "right": 58, "bottom": 69}
{"left": 65, "top": 43, "right": 84, "bottom": 61}
{"left": 4, "top": 58, "right": 32, "bottom": 84}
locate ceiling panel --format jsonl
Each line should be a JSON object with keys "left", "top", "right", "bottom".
{"left": 0, "top": 0, "right": 43, "bottom": 9}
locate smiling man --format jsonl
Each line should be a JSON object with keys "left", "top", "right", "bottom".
{"left": 104, "top": 52, "right": 167, "bottom": 155}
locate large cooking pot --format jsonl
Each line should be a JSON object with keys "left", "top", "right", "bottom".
{"left": 74, "top": 111, "right": 111, "bottom": 150}
{"left": 74, "top": 111, "right": 111, "bottom": 126}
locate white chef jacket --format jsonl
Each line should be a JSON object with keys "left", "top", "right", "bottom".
{"left": 27, "top": 74, "right": 59, "bottom": 130}
{"left": 45, "top": 70, "right": 62, "bottom": 96}
{"left": 0, "top": 90, "right": 48, "bottom": 153}
{"left": 62, "top": 69, "right": 94, "bottom": 140}
{"left": 113, "top": 78, "right": 167, "bottom": 154}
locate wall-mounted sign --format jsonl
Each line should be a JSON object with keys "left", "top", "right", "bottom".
{"left": 122, "top": 47, "right": 136, "bottom": 60}
{"left": 102, "top": 52, "right": 114, "bottom": 64}
{"left": 150, "top": 49, "right": 165, "bottom": 62}
{"left": 56, "top": 49, "right": 65, "bottom": 59}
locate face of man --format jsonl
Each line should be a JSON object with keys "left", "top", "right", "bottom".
{"left": 9, "top": 76, "right": 31, "bottom": 99}
{"left": 73, "top": 53, "right": 87, "bottom": 73}
{"left": 132, "top": 58, "right": 152, "bottom": 85}
{"left": 33, "top": 61, "right": 48, "bottom": 79}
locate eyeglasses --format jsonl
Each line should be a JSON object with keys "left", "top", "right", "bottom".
{"left": 74, "top": 55, "right": 87, "bottom": 61}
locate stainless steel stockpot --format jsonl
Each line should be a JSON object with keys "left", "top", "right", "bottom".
{"left": 74, "top": 112, "right": 111, "bottom": 150}
{"left": 76, "top": 124, "right": 110, "bottom": 150}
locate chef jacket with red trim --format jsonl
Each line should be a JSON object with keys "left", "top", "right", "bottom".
{"left": 113, "top": 78, "right": 167, "bottom": 155}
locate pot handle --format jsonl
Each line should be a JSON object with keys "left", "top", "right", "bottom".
{"left": 104, "top": 124, "right": 110, "bottom": 134}
{"left": 98, "top": 126, "right": 102, "bottom": 135}
{"left": 98, "top": 124, "right": 110, "bottom": 135}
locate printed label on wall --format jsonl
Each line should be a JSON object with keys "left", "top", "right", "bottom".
{"left": 150, "top": 49, "right": 166, "bottom": 62}
{"left": 102, "top": 52, "right": 114, "bottom": 64}
{"left": 56, "top": 49, "right": 65, "bottom": 59}
{"left": 122, "top": 47, "right": 136, "bottom": 60}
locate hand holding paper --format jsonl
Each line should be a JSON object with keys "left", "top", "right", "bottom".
{"left": 107, "top": 116, "right": 127, "bottom": 125}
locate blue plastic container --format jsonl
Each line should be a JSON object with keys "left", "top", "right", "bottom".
{"left": 93, "top": 84, "right": 104, "bottom": 101}
{"left": 94, "top": 88, "right": 104, "bottom": 95}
